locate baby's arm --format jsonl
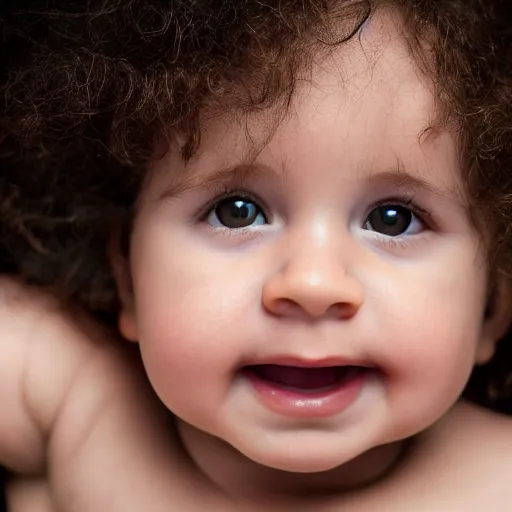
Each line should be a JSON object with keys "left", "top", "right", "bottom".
{"left": 0, "top": 276, "right": 133, "bottom": 483}
{"left": 0, "top": 276, "right": 77, "bottom": 475}
{"left": 0, "top": 277, "right": 218, "bottom": 511}
{"left": 0, "top": 278, "right": 153, "bottom": 508}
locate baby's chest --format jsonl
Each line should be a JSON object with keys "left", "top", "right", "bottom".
{"left": 296, "top": 487, "right": 511, "bottom": 512}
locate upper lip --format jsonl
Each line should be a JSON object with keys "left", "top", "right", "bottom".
{"left": 242, "top": 356, "right": 374, "bottom": 368}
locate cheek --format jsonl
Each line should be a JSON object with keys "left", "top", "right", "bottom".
{"left": 133, "top": 283, "right": 240, "bottom": 414}
{"left": 370, "top": 252, "right": 488, "bottom": 426}
{"left": 129, "top": 227, "right": 259, "bottom": 407}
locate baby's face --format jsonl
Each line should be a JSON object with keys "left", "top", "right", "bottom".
{"left": 115, "top": 9, "right": 500, "bottom": 473}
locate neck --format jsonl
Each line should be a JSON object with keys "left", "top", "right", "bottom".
{"left": 177, "top": 420, "right": 408, "bottom": 503}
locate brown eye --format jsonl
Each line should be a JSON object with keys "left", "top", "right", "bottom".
{"left": 208, "top": 197, "right": 267, "bottom": 229}
{"left": 365, "top": 205, "right": 421, "bottom": 237}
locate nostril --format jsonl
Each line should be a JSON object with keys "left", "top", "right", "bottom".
{"left": 264, "top": 297, "right": 359, "bottom": 320}
{"left": 266, "top": 298, "right": 302, "bottom": 317}
{"left": 327, "top": 302, "right": 359, "bottom": 320}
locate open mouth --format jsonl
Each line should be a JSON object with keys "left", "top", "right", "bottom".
{"left": 243, "top": 364, "right": 369, "bottom": 393}
{"left": 241, "top": 363, "right": 372, "bottom": 418}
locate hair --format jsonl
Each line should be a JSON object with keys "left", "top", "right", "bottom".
{"left": 0, "top": 0, "right": 511, "bottom": 411}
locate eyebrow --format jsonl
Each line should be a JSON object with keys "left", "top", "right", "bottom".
{"left": 159, "top": 160, "right": 463, "bottom": 205}
{"left": 159, "top": 162, "right": 285, "bottom": 200}
{"left": 365, "top": 167, "right": 463, "bottom": 203}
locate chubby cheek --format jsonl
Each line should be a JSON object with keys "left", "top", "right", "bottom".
{"left": 372, "top": 251, "right": 488, "bottom": 432}
{"left": 129, "top": 226, "right": 259, "bottom": 417}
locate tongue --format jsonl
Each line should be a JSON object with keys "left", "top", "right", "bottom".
{"left": 253, "top": 365, "right": 342, "bottom": 389}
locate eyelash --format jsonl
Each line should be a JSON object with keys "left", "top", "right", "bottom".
{"left": 366, "top": 197, "right": 434, "bottom": 229}
{"left": 196, "top": 188, "right": 435, "bottom": 232}
{"left": 196, "top": 188, "right": 270, "bottom": 223}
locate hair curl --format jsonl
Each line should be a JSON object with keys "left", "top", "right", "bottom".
{"left": 1, "top": 0, "right": 511, "bottom": 411}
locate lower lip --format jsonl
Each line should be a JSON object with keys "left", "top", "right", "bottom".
{"left": 243, "top": 369, "right": 367, "bottom": 419}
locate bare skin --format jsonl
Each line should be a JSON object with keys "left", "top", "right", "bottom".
{"left": 0, "top": 278, "right": 229, "bottom": 512}
{"left": 2, "top": 277, "right": 512, "bottom": 512}
{"left": 6, "top": 478, "right": 53, "bottom": 512}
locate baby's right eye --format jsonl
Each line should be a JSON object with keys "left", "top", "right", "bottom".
{"left": 207, "top": 196, "right": 268, "bottom": 229}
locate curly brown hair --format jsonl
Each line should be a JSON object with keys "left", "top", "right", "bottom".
{"left": 0, "top": 0, "right": 511, "bottom": 411}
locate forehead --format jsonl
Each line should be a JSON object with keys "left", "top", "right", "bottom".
{"left": 148, "top": 6, "right": 461, "bottom": 202}
{"left": 199, "top": 9, "right": 434, "bottom": 138}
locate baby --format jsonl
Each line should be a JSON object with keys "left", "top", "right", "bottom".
{"left": 1, "top": 0, "right": 512, "bottom": 510}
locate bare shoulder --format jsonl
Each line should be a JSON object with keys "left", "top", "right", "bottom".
{"left": 448, "top": 400, "right": 512, "bottom": 445}
{"left": 0, "top": 275, "right": 58, "bottom": 325}
{"left": 387, "top": 401, "right": 512, "bottom": 511}
{"left": 432, "top": 401, "right": 512, "bottom": 463}
{"left": 429, "top": 401, "right": 512, "bottom": 501}
{"left": 0, "top": 275, "right": 107, "bottom": 354}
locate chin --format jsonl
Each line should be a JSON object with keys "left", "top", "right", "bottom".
{"left": 242, "top": 444, "right": 356, "bottom": 474}
{"left": 271, "top": 458, "right": 343, "bottom": 474}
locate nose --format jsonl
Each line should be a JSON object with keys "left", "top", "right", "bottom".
{"left": 262, "top": 238, "right": 364, "bottom": 320}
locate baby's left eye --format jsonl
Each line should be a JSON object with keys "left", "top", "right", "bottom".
{"left": 364, "top": 204, "right": 423, "bottom": 237}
